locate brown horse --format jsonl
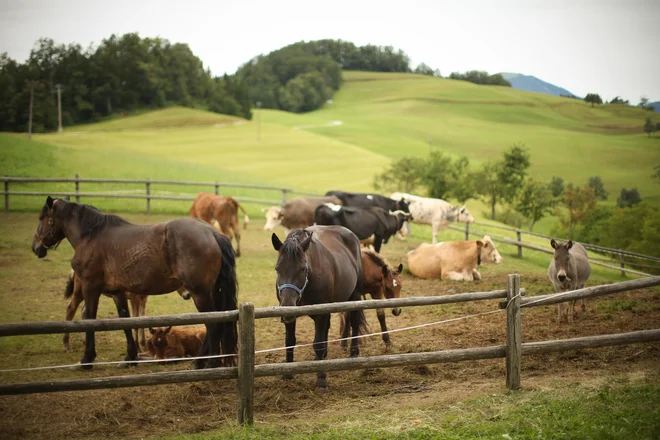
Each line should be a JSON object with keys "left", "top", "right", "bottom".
{"left": 271, "top": 225, "right": 367, "bottom": 390}
{"left": 340, "top": 249, "right": 404, "bottom": 348}
{"left": 61, "top": 270, "right": 191, "bottom": 352}
{"left": 32, "top": 197, "right": 238, "bottom": 369}
{"left": 189, "top": 193, "right": 249, "bottom": 257}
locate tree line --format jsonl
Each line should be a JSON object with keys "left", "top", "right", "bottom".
{"left": 0, "top": 34, "right": 252, "bottom": 132}
{"left": 447, "top": 71, "right": 511, "bottom": 87}
{"left": 374, "top": 146, "right": 660, "bottom": 260}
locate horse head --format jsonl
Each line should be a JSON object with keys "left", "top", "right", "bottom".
{"left": 272, "top": 230, "right": 313, "bottom": 323}
{"left": 383, "top": 263, "right": 404, "bottom": 316}
{"left": 32, "top": 196, "right": 69, "bottom": 258}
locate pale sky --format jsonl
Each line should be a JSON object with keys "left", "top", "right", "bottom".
{"left": 1, "top": 0, "right": 659, "bottom": 102}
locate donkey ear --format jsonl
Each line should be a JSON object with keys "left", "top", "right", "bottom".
{"left": 566, "top": 240, "right": 573, "bottom": 250}
{"left": 271, "top": 233, "right": 283, "bottom": 251}
{"left": 149, "top": 327, "right": 156, "bottom": 335}
{"left": 550, "top": 239, "right": 558, "bottom": 249}
{"left": 397, "top": 263, "right": 403, "bottom": 274}
{"left": 301, "top": 232, "right": 313, "bottom": 251}
{"left": 46, "top": 196, "right": 54, "bottom": 209}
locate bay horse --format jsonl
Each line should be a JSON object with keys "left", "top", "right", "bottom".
{"left": 340, "top": 249, "right": 404, "bottom": 348}
{"left": 62, "top": 270, "right": 191, "bottom": 352}
{"left": 31, "top": 197, "right": 238, "bottom": 369}
{"left": 271, "top": 225, "right": 367, "bottom": 391}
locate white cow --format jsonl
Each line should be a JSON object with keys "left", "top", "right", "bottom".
{"left": 391, "top": 192, "right": 474, "bottom": 244}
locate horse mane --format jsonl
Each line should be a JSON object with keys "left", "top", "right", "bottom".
{"left": 76, "top": 203, "right": 130, "bottom": 239}
{"left": 278, "top": 230, "right": 309, "bottom": 262}
{"left": 362, "top": 248, "right": 394, "bottom": 272}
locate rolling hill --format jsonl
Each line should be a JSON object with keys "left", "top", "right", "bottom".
{"left": 500, "top": 72, "right": 576, "bottom": 97}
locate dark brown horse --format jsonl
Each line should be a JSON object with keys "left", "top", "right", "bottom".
{"left": 340, "top": 249, "right": 404, "bottom": 348}
{"left": 271, "top": 225, "right": 367, "bottom": 390}
{"left": 31, "top": 197, "right": 238, "bottom": 369}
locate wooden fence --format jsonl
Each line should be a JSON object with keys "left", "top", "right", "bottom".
{"left": 452, "top": 222, "right": 660, "bottom": 277}
{"left": 2, "top": 176, "right": 320, "bottom": 214}
{"left": 1, "top": 275, "right": 659, "bottom": 426}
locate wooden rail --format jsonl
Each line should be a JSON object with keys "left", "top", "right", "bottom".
{"left": 0, "top": 275, "right": 658, "bottom": 428}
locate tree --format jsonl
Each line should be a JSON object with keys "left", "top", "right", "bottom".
{"left": 498, "top": 143, "right": 531, "bottom": 203}
{"left": 420, "top": 151, "right": 455, "bottom": 199}
{"left": 617, "top": 188, "right": 642, "bottom": 208}
{"left": 557, "top": 185, "right": 597, "bottom": 238}
{"left": 414, "top": 63, "right": 435, "bottom": 76}
{"left": 584, "top": 93, "right": 603, "bottom": 107}
{"left": 548, "top": 176, "right": 565, "bottom": 197}
{"left": 643, "top": 117, "right": 656, "bottom": 138}
{"left": 638, "top": 96, "right": 649, "bottom": 109}
{"left": 609, "top": 96, "right": 629, "bottom": 105}
{"left": 373, "top": 156, "right": 425, "bottom": 193}
{"left": 653, "top": 165, "right": 660, "bottom": 183}
{"left": 587, "top": 176, "right": 608, "bottom": 200}
{"left": 474, "top": 161, "right": 505, "bottom": 220}
{"left": 515, "top": 179, "right": 555, "bottom": 231}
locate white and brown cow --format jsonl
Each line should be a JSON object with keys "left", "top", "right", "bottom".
{"left": 407, "top": 235, "right": 503, "bottom": 280}
{"left": 391, "top": 192, "right": 474, "bottom": 244}
{"left": 263, "top": 196, "right": 342, "bottom": 235}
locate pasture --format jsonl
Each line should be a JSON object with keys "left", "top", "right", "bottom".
{"left": 0, "top": 212, "right": 659, "bottom": 439}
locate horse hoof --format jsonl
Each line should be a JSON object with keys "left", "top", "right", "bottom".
{"left": 315, "top": 385, "right": 329, "bottom": 394}
{"left": 72, "top": 363, "right": 93, "bottom": 371}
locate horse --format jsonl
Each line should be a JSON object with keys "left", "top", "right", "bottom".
{"left": 31, "top": 197, "right": 238, "bottom": 369}
{"left": 271, "top": 225, "right": 367, "bottom": 391}
{"left": 340, "top": 249, "right": 403, "bottom": 349}
{"left": 61, "top": 270, "right": 191, "bottom": 352}
{"left": 548, "top": 239, "right": 591, "bottom": 323}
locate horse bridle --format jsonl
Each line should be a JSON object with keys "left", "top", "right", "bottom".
{"left": 35, "top": 216, "right": 62, "bottom": 250}
{"left": 277, "top": 261, "right": 310, "bottom": 305}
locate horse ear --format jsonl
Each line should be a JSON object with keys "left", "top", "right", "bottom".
{"left": 567, "top": 240, "right": 573, "bottom": 250}
{"left": 149, "top": 327, "right": 156, "bottom": 335}
{"left": 551, "top": 239, "right": 558, "bottom": 249}
{"left": 301, "top": 232, "right": 313, "bottom": 251}
{"left": 271, "top": 233, "right": 283, "bottom": 251}
{"left": 382, "top": 265, "right": 389, "bottom": 277}
{"left": 46, "top": 196, "right": 54, "bottom": 209}
{"left": 397, "top": 263, "right": 403, "bottom": 274}
{"left": 165, "top": 326, "right": 172, "bottom": 334}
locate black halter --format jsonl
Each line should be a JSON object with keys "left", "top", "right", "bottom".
{"left": 36, "top": 217, "right": 63, "bottom": 250}
{"left": 277, "top": 261, "right": 310, "bottom": 304}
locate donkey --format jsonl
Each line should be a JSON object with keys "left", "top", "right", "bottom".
{"left": 548, "top": 239, "right": 591, "bottom": 323}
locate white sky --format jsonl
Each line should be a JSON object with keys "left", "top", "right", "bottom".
{"left": 1, "top": 0, "right": 658, "bottom": 102}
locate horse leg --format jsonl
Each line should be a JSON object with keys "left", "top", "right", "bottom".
{"left": 282, "top": 320, "right": 296, "bottom": 380}
{"left": 63, "top": 284, "right": 84, "bottom": 352}
{"left": 376, "top": 308, "right": 390, "bottom": 347}
{"left": 339, "top": 312, "right": 350, "bottom": 350}
{"left": 190, "top": 292, "right": 220, "bottom": 369}
{"left": 138, "top": 295, "right": 148, "bottom": 351}
{"left": 313, "top": 314, "right": 331, "bottom": 390}
{"left": 113, "top": 292, "right": 138, "bottom": 365}
{"left": 349, "top": 309, "right": 363, "bottom": 358}
{"left": 80, "top": 287, "right": 101, "bottom": 369}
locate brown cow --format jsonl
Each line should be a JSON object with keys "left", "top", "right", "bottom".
{"left": 146, "top": 326, "right": 206, "bottom": 359}
{"left": 340, "top": 249, "right": 403, "bottom": 348}
{"left": 262, "top": 196, "right": 342, "bottom": 235}
{"left": 407, "top": 235, "right": 503, "bottom": 280}
{"left": 189, "top": 193, "right": 249, "bottom": 257}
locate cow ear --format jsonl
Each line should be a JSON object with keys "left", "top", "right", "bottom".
{"left": 165, "top": 326, "right": 172, "bottom": 334}
{"left": 271, "top": 233, "right": 283, "bottom": 251}
{"left": 301, "top": 232, "right": 313, "bottom": 251}
{"left": 476, "top": 240, "right": 484, "bottom": 248}
{"left": 551, "top": 239, "right": 558, "bottom": 249}
{"left": 149, "top": 327, "right": 156, "bottom": 335}
{"left": 567, "top": 240, "right": 573, "bottom": 250}
{"left": 46, "top": 196, "right": 54, "bottom": 209}
{"left": 397, "top": 263, "right": 403, "bottom": 274}
{"left": 277, "top": 210, "right": 284, "bottom": 219}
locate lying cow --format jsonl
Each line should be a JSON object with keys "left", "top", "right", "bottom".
{"left": 263, "top": 196, "right": 342, "bottom": 235}
{"left": 189, "top": 193, "right": 249, "bottom": 257}
{"left": 548, "top": 239, "right": 591, "bottom": 323}
{"left": 146, "top": 326, "right": 206, "bottom": 360}
{"left": 407, "top": 235, "right": 503, "bottom": 280}
{"left": 314, "top": 203, "right": 411, "bottom": 253}
{"left": 326, "top": 190, "right": 410, "bottom": 213}
{"left": 391, "top": 192, "right": 474, "bottom": 244}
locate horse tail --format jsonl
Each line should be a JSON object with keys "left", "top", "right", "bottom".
{"left": 64, "top": 269, "right": 75, "bottom": 299}
{"left": 213, "top": 233, "right": 239, "bottom": 358}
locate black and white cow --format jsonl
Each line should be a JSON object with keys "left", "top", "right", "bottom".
{"left": 325, "top": 190, "right": 410, "bottom": 214}
{"left": 314, "top": 203, "right": 412, "bottom": 253}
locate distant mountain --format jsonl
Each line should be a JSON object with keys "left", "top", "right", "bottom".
{"left": 500, "top": 73, "right": 576, "bottom": 98}
{"left": 649, "top": 101, "right": 660, "bottom": 113}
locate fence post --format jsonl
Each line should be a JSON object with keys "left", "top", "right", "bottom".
{"left": 619, "top": 254, "right": 625, "bottom": 277}
{"left": 74, "top": 174, "right": 80, "bottom": 203}
{"left": 146, "top": 179, "right": 151, "bottom": 215}
{"left": 281, "top": 189, "right": 288, "bottom": 205}
{"left": 237, "top": 302, "right": 255, "bottom": 426}
{"left": 516, "top": 230, "right": 522, "bottom": 258}
{"left": 464, "top": 223, "right": 469, "bottom": 240}
{"left": 506, "top": 274, "right": 521, "bottom": 390}
{"left": 214, "top": 182, "right": 219, "bottom": 195}
{"left": 4, "top": 176, "right": 8, "bottom": 213}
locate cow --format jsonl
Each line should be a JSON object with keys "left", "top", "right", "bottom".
{"left": 189, "top": 193, "right": 249, "bottom": 257}
{"left": 391, "top": 192, "right": 474, "bottom": 244}
{"left": 407, "top": 235, "right": 503, "bottom": 280}
{"left": 262, "top": 196, "right": 342, "bottom": 235}
{"left": 325, "top": 190, "right": 410, "bottom": 213}
{"left": 548, "top": 239, "right": 591, "bottom": 324}
{"left": 146, "top": 326, "right": 206, "bottom": 360}
{"left": 314, "top": 203, "right": 411, "bottom": 253}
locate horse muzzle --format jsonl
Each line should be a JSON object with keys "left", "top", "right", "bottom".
{"left": 32, "top": 241, "right": 48, "bottom": 259}
{"left": 392, "top": 308, "right": 402, "bottom": 317}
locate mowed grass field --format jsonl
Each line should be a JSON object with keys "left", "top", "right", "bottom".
{"left": 0, "top": 213, "right": 659, "bottom": 439}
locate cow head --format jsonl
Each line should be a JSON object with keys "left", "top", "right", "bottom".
{"left": 551, "top": 239, "right": 573, "bottom": 282}
{"left": 476, "top": 235, "right": 503, "bottom": 264}
{"left": 383, "top": 263, "right": 404, "bottom": 316}
{"left": 457, "top": 205, "right": 475, "bottom": 224}
{"left": 395, "top": 198, "right": 410, "bottom": 213}
{"left": 263, "top": 206, "right": 283, "bottom": 231}
{"left": 272, "top": 230, "right": 313, "bottom": 323}
{"left": 389, "top": 210, "right": 413, "bottom": 231}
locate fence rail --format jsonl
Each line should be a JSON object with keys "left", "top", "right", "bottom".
{"left": 1, "top": 275, "right": 660, "bottom": 426}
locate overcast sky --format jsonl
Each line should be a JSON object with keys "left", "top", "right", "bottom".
{"left": 1, "top": 0, "right": 658, "bottom": 102}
